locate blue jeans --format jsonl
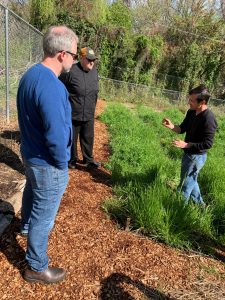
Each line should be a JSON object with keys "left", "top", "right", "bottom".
{"left": 178, "top": 153, "right": 207, "bottom": 205}
{"left": 21, "top": 160, "right": 68, "bottom": 272}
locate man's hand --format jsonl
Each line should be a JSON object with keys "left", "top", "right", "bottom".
{"left": 162, "top": 118, "right": 174, "bottom": 129}
{"left": 172, "top": 139, "right": 189, "bottom": 148}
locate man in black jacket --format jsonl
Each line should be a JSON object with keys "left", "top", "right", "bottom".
{"left": 162, "top": 85, "right": 217, "bottom": 205}
{"left": 59, "top": 47, "right": 101, "bottom": 169}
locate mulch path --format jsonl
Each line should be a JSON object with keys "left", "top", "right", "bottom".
{"left": 0, "top": 100, "right": 225, "bottom": 300}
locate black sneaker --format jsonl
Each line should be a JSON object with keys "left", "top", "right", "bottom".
{"left": 87, "top": 161, "right": 101, "bottom": 168}
{"left": 68, "top": 161, "right": 76, "bottom": 169}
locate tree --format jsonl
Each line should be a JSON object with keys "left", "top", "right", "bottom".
{"left": 30, "top": 0, "right": 56, "bottom": 31}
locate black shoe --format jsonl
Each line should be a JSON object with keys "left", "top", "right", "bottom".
{"left": 68, "top": 161, "right": 76, "bottom": 169}
{"left": 81, "top": 159, "right": 87, "bottom": 165}
{"left": 23, "top": 267, "right": 66, "bottom": 284}
{"left": 87, "top": 161, "right": 101, "bottom": 168}
{"left": 19, "top": 231, "right": 28, "bottom": 237}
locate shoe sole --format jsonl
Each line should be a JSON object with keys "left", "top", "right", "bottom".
{"left": 23, "top": 274, "right": 66, "bottom": 284}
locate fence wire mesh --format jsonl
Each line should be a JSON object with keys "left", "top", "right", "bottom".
{"left": 99, "top": 77, "right": 185, "bottom": 105}
{"left": 0, "top": 4, "right": 43, "bottom": 121}
{"left": 0, "top": 7, "right": 5, "bottom": 118}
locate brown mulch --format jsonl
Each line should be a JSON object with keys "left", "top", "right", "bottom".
{"left": 0, "top": 121, "right": 24, "bottom": 201}
{"left": 0, "top": 100, "right": 225, "bottom": 300}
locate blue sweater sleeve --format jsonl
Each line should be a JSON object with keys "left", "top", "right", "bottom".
{"left": 36, "top": 79, "right": 71, "bottom": 169}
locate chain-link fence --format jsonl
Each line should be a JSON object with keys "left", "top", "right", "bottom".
{"left": 99, "top": 77, "right": 225, "bottom": 109}
{"left": 99, "top": 77, "right": 185, "bottom": 104}
{"left": 0, "top": 4, "right": 43, "bottom": 122}
{"left": 1, "top": 3, "right": 225, "bottom": 124}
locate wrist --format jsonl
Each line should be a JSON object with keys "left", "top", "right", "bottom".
{"left": 186, "top": 142, "right": 193, "bottom": 148}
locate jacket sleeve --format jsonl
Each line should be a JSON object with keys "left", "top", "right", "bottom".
{"left": 96, "top": 70, "right": 99, "bottom": 103}
{"left": 191, "top": 113, "right": 218, "bottom": 152}
{"left": 179, "top": 110, "right": 190, "bottom": 134}
{"left": 37, "top": 81, "right": 71, "bottom": 169}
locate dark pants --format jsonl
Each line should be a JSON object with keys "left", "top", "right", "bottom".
{"left": 71, "top": 119, "right": 94, "bottom": 163}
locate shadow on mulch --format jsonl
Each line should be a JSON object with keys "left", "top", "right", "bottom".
{"left": 0, "top": 198, "right": 15, "bottom": 215}
{"left": 99, "top": 272, "right": 175, "bottom": 300}
{"left": 185, "top": 234, "right": 225, "bottom": 264}
{"left": 0, "top": 130, "right": 21, "bottom": 144}
{"left": 205, "top": 243, "right": 225, "bottom": 263}
{"left": 0, "top": 215, "right": 26, "bottom": 275}
{"left": 0, "top": 143, "right": 24, "bottom": 175}
{"left": 75, "top": 163, "right": 112, "bottom": 187}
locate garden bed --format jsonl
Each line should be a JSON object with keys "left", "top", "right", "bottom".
{"left": 0, "top": 100, "right": 224, "bottom": 299}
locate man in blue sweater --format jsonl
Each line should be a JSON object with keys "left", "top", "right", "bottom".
{"left": 17, "top": 26, "right": 78, "bottom": 284}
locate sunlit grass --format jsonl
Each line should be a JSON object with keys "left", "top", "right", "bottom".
{"left": 101, "top": 103, "right": 225, "bottom": 250}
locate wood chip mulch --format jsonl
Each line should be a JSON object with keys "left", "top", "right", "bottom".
{"left": 0, "top": 100, "right": 225, "bottom": 300}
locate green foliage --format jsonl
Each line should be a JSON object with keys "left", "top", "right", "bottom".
{"left": 106, "top": 0, "right": 132, "bottom": 30}
{"left": 134, "top": 35, "right": 164, "bottom": 84}
{"left": 86, "top": 0, "right": 108, "bottom": 26}
{"left": 56, "top": 10, "right": 97, "bottom": 47}
{"left": 30, "top": 0, "right": 56, "bottom": 31}
{"left": 101, "top": 103, "right": 225, "bottom": 250}
{"left": 19, "top": 0, "right": 225, "bottom": 94}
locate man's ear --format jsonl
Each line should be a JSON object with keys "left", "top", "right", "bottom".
{"left": 200, "top": 99, "right": 206, "bottom": 106}
{"left": 58, "top": 51, "right": 65, "bottom": 63}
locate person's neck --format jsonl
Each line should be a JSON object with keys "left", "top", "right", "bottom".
{"left": 41, "top": 57, "right": 62, "bottom": 77}
{"left": 196, "top": 104, "right": 207, "bottom": 115}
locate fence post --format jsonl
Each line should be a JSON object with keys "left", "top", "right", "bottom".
{"left": 4, "top": 7, "right": 10, "bottom": 123}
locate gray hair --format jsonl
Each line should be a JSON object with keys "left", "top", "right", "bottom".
{"left": 43, "top": 26, "right": 79, "bottom": 56}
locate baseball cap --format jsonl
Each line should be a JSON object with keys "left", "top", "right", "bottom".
{"left": 80, "top": 47, "right": 97, "bottom": 60}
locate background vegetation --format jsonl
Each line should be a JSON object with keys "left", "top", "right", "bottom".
{"left": 9, "top": 0, "right": 225, "bottom": 98}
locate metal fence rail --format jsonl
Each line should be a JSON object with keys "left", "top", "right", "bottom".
{"left": 0, "top": 3, "right": 43, "bottom": 122}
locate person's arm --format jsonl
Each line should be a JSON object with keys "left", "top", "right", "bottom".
{"left": 58, "top": 71, "right": 72, "bottom": 91}
{"left": 189, "top": 114, "right": 218, "bottom": 151}
{"left": 162, "top": 111, "right": 191, "bottom": 148}
{"left": 95, "top": 69, "right": 99, "bottom": 104}
{"left": 162, "top": 118, "right": 181, "bottom": 133}
{"left": 173, "top": 112, "right": 218, "bottom": 150}
{"left": 172, "top": 140, "right": 192, "bottom": 148}
{"left": 38, "top": 81, "right": 71, "bottom": 169}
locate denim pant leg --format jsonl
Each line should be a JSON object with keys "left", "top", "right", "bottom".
{"left": 24, "top": 162, "right": 68, "bottom": 272}
{"left": 178, "top": 153, "right": 207, "bottom": 204}
{"left": 21, "top": 172, "right": 33, "bottom": 234}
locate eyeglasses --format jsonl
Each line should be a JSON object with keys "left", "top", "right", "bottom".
{"left": 58, "top": 50, "right": 78, "bottom": 61}
{"left": 86, "top": 58, "right": 96, "bottom": 63}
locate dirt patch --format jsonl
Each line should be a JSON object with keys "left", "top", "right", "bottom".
{"left": 0, "top": 121, "right": 24, "bottom": 200}
{"left": 0, "top": 100, "right": 225, "bottom": 299}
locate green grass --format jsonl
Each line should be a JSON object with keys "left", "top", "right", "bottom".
{"left": 101, "top": 103, "right": 225, "bottom": 250}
